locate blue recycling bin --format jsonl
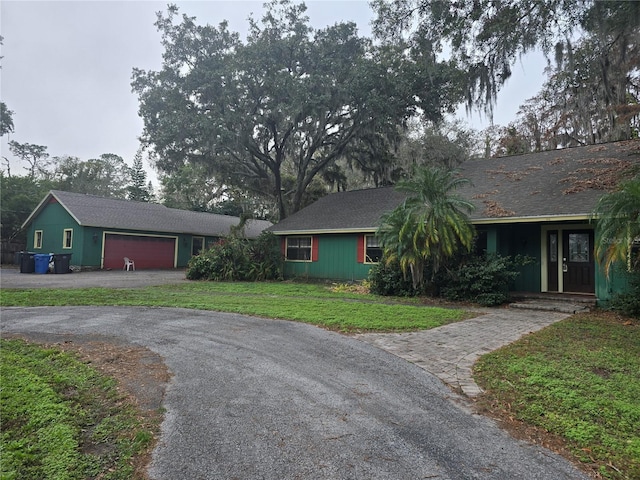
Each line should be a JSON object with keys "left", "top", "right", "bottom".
{"left": 34, "top": 254, "right": 51, "bottom": 274}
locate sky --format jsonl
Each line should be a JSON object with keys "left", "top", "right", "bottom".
{"left": 1, "top": 0, "right": 547, "bottom": 186}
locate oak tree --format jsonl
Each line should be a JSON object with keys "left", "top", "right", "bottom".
{"left": 133, "top": 1, "right": 460, "bottom": 219}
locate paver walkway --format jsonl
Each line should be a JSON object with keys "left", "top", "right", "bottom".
{"left": 357, "top": 308, "right": 570, "bottom": 397}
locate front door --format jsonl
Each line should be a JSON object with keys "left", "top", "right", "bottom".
{"left": 562, "top": 230, "right": 595, "bottom": 293}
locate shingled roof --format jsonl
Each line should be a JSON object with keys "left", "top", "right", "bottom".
{"left": 23, "top": 190, "right": 272, "bottom": 238}
{"left": 269, "top": 187, "right": 408, "bottom": 234}
{"left": 269, "top": 139, "right": 640, "bottom": 233}
{"left": 459, "top": 139, "right": 640, "bottom": 222}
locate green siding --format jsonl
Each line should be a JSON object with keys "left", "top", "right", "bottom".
{"left": 284, "top": 234, "right": 372, "bottom": 281}
{"left": 80, "top": 227, "right": 103, "bottom": 267}
{"left": 595, "top": 261, "right": 631, "bottom": 306}
{"left": 493, "top": 223, "right": 542, "bottom": 292}
{"left": 26, "top": 201, "right": 84, "bottom": 265}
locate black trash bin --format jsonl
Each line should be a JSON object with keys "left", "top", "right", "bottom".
{"left": 53, "top": 253, "right": 72, "bottom": 274}
{"left": 19, "top": 252, "right": 36, "bottom": 273}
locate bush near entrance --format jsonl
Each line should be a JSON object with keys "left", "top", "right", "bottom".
{"left": 369, "top": 253, "right": 530, "bottom": 306}
{"left": 186, "top": 232, "right": 282, "bottom": 282}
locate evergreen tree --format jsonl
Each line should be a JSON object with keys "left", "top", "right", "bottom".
{"left": 127, "top": 149, "right": 153, "bottom": 202}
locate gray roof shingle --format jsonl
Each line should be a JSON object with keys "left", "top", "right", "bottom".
{"left": 268, "top": 187, "right": 408, "bottom": 233}
{"left": 26, "top": 190, "right": 272, "bottom": 238}
{"left": 269, "top": 139, "right": 640, "bottom": 233}
{"left": 458, "top": 140, "right": 640, "bottom": 221}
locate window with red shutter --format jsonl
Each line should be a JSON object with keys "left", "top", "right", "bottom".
{"left": 285, "top": 236, "right": 312, "bottom": 261}
{"left": 364, "top": 235, "right": 382, "bottom": 263}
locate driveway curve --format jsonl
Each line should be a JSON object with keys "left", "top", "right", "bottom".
{"left": 1, "top": 306, "right": 588, "bottom": 479}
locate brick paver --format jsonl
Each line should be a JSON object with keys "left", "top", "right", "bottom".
{"left": 356, "top": 308, "right": 570, "bottom": 397}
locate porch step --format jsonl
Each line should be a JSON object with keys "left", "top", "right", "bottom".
{"left": 509, "top": 293, "right": 596, "bottom": 314}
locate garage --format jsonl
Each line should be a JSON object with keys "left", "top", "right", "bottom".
{"left": 103, "top": 233, "right": 176, "bottom": 270}
{"left": 21, "top": 190, "right": 273, "bottom": 270}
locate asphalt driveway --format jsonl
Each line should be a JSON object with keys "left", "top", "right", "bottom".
{"left": 0, "top": 267, "right": 188, "bottom": 289}
{"left": 1, "top": 306, "right": 588, "bottom": 479}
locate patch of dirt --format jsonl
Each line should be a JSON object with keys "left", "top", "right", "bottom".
{"left": 4, "top": 332, "right": 171, "bottom": 479}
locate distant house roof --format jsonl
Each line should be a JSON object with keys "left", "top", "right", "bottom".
{"left": 269, "top": 139, "right": 640, "bottom": 234}
{"left": 23, "top": 190, "right": 272, "bottom": 238}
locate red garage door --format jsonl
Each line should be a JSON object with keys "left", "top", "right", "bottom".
{"left": 104, "top": 234, "right": 176, "bottom": 270}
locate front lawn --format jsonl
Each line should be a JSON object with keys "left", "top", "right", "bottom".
{"left": 0, "top": 338, "right": 158, "bottom": 480}
{"left": 0, "top": 281, "right": 470, "bottom": 333}
{"left": 474, "top": 312, "right": 640, "bottom": 480}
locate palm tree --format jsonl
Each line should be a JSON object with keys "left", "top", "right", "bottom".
{"left": 593, "top": 174, "right": 640, "bottom": 276}
{"left": 377, "top": 204, "right": 420, "bottom": 286}
{"left": 377, "top": 166, "right": 475, "bottom": 291}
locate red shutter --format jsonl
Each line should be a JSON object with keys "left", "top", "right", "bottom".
{"left": 357, "top": 234, "right": 365, "bottom": 263}
{"left": 281, "top": 238, "right": 287, "bottom": 257}
{"left": 311, "top": 236, "right": 319, "bottom": 262}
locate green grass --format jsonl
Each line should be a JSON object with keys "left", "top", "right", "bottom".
{"left": 0, "top": 281, "right": 468, "bottom": 332}
{"left": 0, "top": 338, "right": 157, "bottom": 480}
{"left": 474, "top": 312, "right": 640, "bottom": 480}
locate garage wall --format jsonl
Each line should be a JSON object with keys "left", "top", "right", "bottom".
{"left": 25, "top": 199, "right": 85, "bottom": 267}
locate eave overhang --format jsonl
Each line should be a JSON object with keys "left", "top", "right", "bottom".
{"left": 470, "top": 214, "right": 592, "bottom": 225}
{"left": 270, "top": 227, "right": 379, "bottom": 236}
{"left": 270, "top": 214, "right": 596, "bottom": 235}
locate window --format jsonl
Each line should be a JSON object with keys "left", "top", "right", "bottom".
{"left": 192, "top": 236, "right": 204, "bottom": 256}
{"left": 63, "top": 229, "right": 73, "bottom": 249}
{"left": 549, "top": 233, "right": 558, "bottom": 262}
{"left": 364, "top": 235, "right": 382, "bottom": 263}
{"left": 568, "top": 233, "right": 589, "bottom": 262}
{"left": 474, "top": 230, "right": 488, "bottom": 256}
{"left": 286, "top": 237, "right": 312, "bottom": 261}
{"left": 34, "top": 230, "right": 43, "bottom": 249}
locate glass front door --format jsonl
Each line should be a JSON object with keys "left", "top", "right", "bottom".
{"left": 562, "top": 230, "right": 595, "bottom": 293}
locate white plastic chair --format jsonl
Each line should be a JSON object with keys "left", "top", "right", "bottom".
{"left": 123, "top": 257, "right": 135, "bottom": 271}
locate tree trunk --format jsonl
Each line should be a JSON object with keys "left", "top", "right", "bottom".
{"left": 410, "top": 259, "right": 424, "bottom": 291}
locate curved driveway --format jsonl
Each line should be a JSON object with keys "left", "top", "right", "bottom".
{"left": 1, "top": 306, "right": 587, "bottom": 479}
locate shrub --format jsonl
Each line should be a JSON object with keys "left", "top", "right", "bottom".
{"left": 247, "top": 232, "right": 284, "bottom": 281}
{"left": 608, "top": 271, "right": 640, "bottom": 318}
{"left": 438, "top": 254, "right": 528, "bottom": 306}
{"left": 186, "top": 232, "right": 282, "bottom": 281}
{"left": 368, "top": 258, "right": 417, "bottom": 297}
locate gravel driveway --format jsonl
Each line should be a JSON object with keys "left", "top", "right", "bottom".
{"left": 1, "top": 306, "right": 588, "bottom": 479}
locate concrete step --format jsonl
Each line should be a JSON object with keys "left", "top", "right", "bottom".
{"left": 509, "top": 292, "right": 596, "bottom": 313}
{"left": 509, "top": 300, "right": 591, "bottom": 314}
